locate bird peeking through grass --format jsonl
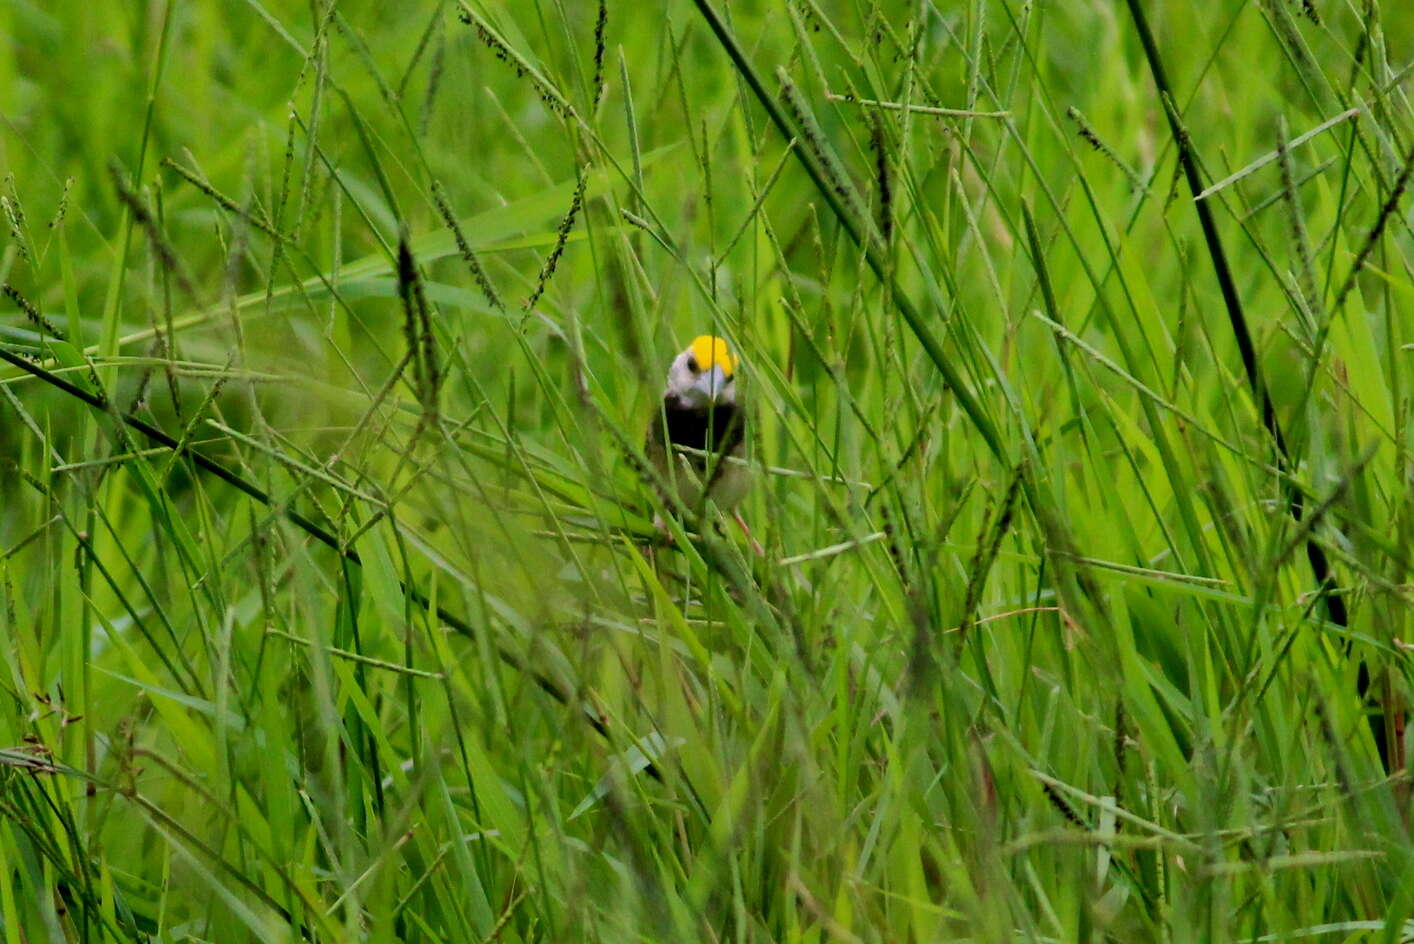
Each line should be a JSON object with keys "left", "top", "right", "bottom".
{"left": 647, "top": 334, "right": 760, "bottom": 554}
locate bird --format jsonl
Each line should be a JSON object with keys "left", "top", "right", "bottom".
{"left": 646, "top": 334, "right": 759, "bottom": 553}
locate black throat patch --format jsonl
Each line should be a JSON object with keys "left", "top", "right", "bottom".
{"left": 661, "top": 398, "right": 744, "bottom": 462}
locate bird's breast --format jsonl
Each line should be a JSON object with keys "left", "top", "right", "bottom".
{"left": 663, "top": 400, "right": 742, "bottom": 456}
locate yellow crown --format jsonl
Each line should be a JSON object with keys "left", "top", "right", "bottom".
{"left": 689, "top": 335, "right": 736, "bottom": 378}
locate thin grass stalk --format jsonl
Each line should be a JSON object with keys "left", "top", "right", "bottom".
{"left": 1120, "top": 0, "right": 1352, "bottom": 633}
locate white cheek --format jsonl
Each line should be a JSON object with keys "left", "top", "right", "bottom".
{"left": 664, "top": 361, "right": 696, "bottom": 403}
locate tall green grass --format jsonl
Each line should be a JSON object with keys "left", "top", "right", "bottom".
{"left": 1, "top": 0, "right": 1412, "bottom": 939}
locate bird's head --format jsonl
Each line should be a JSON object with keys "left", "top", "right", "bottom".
{"left": 664, "top": 335, "right": 738, "bottom": 408}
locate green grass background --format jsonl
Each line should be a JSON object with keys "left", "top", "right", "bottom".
{"left": 1, "top": 0, "right": 1412, "bottom": 940}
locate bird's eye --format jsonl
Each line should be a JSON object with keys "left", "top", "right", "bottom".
{"left": 686, "top": 355, "right": 699, "bottom": 373}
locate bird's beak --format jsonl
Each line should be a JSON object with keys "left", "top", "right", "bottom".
{"left": 692, "top": 364, "right": 730, "bottom": 402}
